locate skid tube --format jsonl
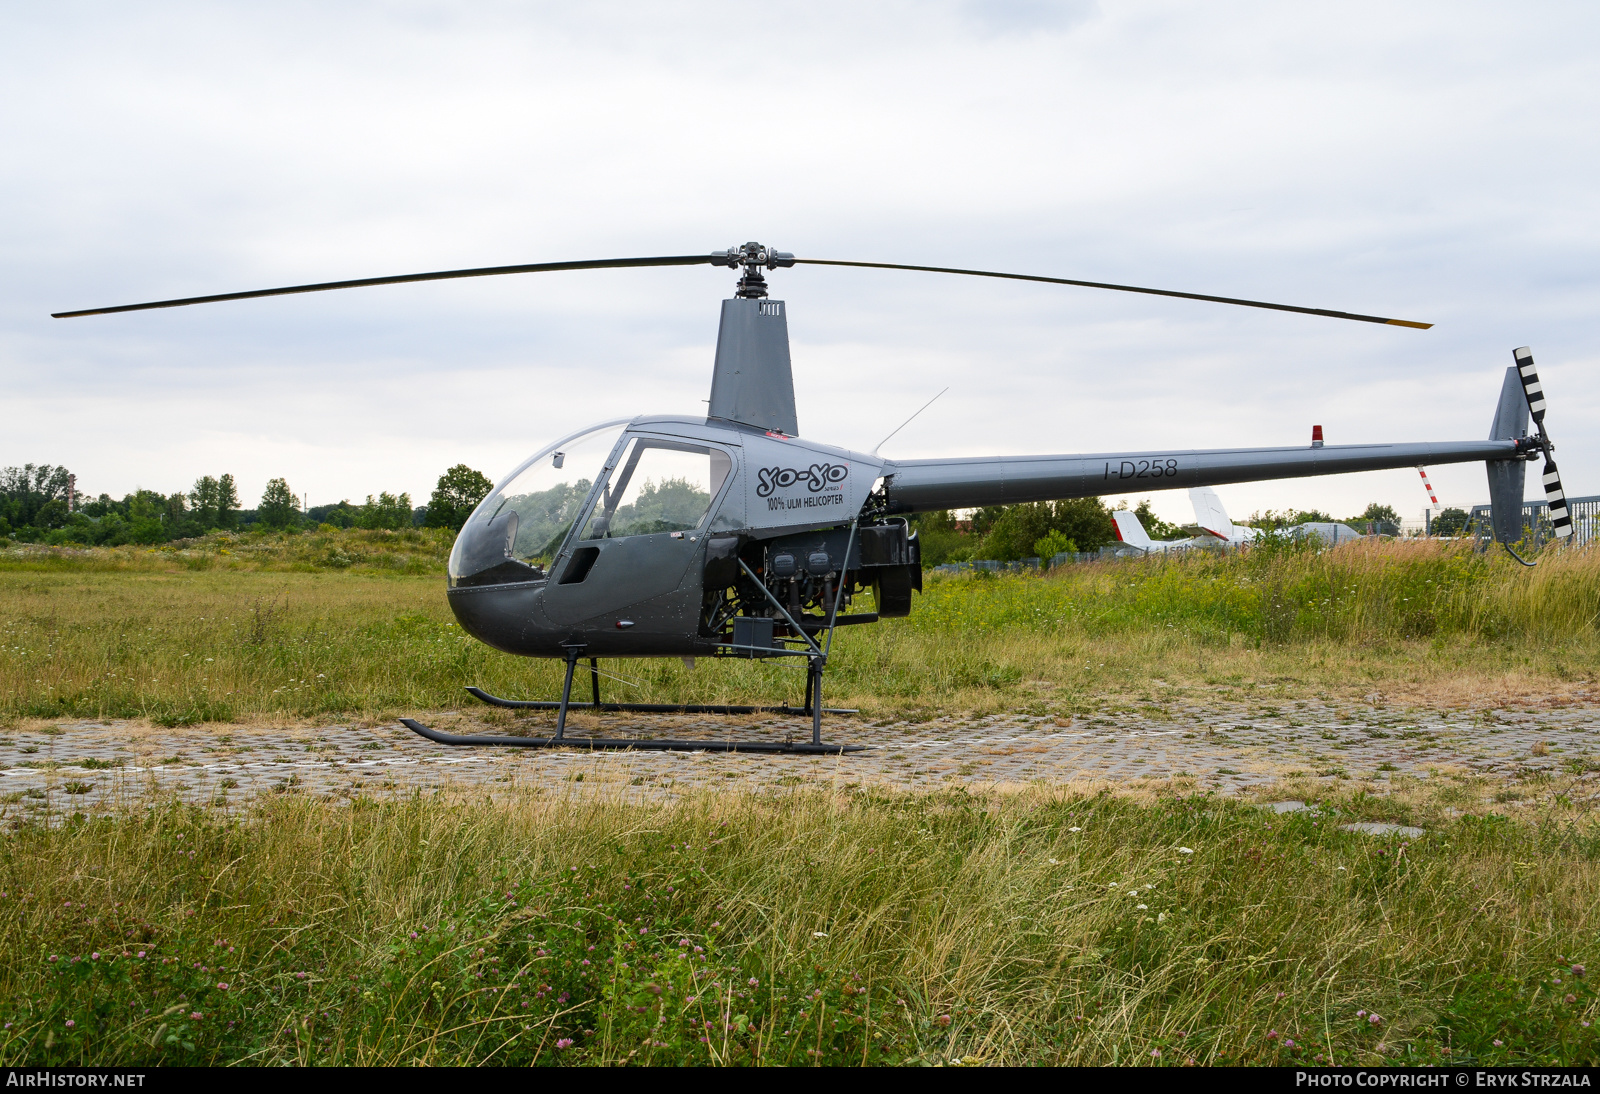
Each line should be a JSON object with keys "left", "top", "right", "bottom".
{"left": 398, "top": 717, "right": 865, "bottom": 754}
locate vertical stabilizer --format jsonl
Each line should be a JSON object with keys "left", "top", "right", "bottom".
{"left": 1189, "top": 487, "right": 1234, "bottom": 540}
{"left": 1112, "top": 509, "right": 1154, "bottom": 548}
{"left": 708, "top": 298, "right": 799, "bottom": 436}
{"left": 1486, "top": 365, "right": 1529, "bottom": 544}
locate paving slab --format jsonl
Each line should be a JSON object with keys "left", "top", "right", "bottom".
{"left": 1, "top": 694, "right": 1596, "bottom": 820}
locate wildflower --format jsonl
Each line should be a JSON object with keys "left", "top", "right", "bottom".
{"left": 1284, "top": 1039, "right": 1296, "bottom": 1048}
{"left": 1275, "top": 992, "right": 1284, "bottom": 1000}
{"left": 1136, "top": 904, "right": 1148, "bottom": 910}
{"left": 65, "top": 1020, "right": 75, "bottom": 1028}
{"left": 639, "top": 928, "right": 647, "bottom": 935}
{"left": 1356, "top": 1010, "right": 1366, "bottom": 1018}
{"left": 1267, "top": 1030, "right": 1279, "bottom": 1040}
{"left": 1574, "top": 964, "right": 1587, "bottom": 978}
{"left": 812, "top": 932, "right": 827, "bottom": 939}
{"left": 556, "top": 1038, "right": 574, "bottom": 1049}
{"left": 190, "top": 1012, "right": 202, "bottom": 1020}
{"left": 936, "top": 1014, "right": 952, "bottom": 1028}
{"left": 217, "top": 983, "right": 229, "bottom": 990}
{"left": 1368, "top": 1013, "right": 1383, "bottom": 1025}
{"left": 1493, "top": 1040, "right": 1503, "bottom": 1047}
{"left": 91, "top": 952, "right": 99, "bottom": 960}
{"left": 1150, "top": 1048, "right": 1161, "bottom": 1058}
{"left": 1069, "top": 827, "right": 1083, "bottom": 833}
{"left": 748, "top": 978, "right": 759, "bottom": 987}
{"left": 1177, "top": 847, "right": 1194, "bottom": 855}
{"left": 1565, "top": 994, "right": 1577, "bottom": 1004}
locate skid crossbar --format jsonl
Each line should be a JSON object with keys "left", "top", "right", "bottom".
{"left": 399, "top": 717, "right": 865, "bottom": 754}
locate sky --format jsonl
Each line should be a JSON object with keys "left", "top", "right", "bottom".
{"left": 3, "top": 1, "right": 1597, "bottom": 528}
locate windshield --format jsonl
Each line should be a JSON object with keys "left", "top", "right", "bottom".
{"left": 447, "top": 420, "right": 627, "bottom": 588}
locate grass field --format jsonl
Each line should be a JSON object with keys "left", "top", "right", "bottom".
{"left": 0, "top": 785, "right": 1594, "bottom": 1066}
{"left": 2, "top": 531, "right": 1597, "bottom": 726}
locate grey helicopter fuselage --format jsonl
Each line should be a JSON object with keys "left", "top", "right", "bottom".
{"left": 445, "top": 413, "right": 892, "bottom": 658}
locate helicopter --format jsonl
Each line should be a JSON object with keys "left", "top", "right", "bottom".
{"left": 53, "top": 242, "right": 1572, "bottom": 754}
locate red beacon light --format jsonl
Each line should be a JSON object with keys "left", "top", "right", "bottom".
{"left": 1311, "top": 425, "right": 1324, "bottom": 448}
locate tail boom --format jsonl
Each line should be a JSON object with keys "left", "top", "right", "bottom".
{"left": 883, "top": 439, "right": 1523, "bottom": 514}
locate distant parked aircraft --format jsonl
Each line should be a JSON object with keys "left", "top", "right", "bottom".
{"left": 1185, "top": 487, "right": 1262, "bottom": 546}
{"left": 1115, "top": 489, "right": 1367, "bottom": 553}
{"left": 1110, "top": 509, "right": 1205, "bottom": 553}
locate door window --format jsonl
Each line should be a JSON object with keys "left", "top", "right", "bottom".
{"left": 580, "top": 439, "right": 729, "bottom": 540}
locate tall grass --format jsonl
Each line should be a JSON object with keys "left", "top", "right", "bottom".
{"left": 0, "top": 787, "right": 1593, "bottom": 1066}
{"left": 910, "top": 538, "right": 1600, "bottom": 645}
{"left": 2, "top": 536, "right": 1597, "bottom": 724}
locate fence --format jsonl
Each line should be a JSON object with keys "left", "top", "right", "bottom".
{"left": 1467, "top": 494, "right": 1600, "bottom": 548}
{"left": 930, "top": 545, "right": 1143, "bottom": 576}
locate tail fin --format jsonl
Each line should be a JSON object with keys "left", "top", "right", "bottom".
{"left": 1486, "top": 365, "right": 1529, "bottom": 544}
{"left": 1112, "top": 509, "right": 1154, "bottom": 548}
{"left": 1189, "top": 487, "right": 1234, "bottom": 540}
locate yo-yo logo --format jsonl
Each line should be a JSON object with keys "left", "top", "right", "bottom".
{"left": 756, "top": 463, "right": 848, "bottom": 497}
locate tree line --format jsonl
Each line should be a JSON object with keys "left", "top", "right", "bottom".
{"left": 4, "top": 458, "right": 1463, "bottom": 557}
{"left": 909, "top": 498, "right": 1458, "bottom": 567}
{"left": 0, "top": 463, "right": 495, "bottom": 547}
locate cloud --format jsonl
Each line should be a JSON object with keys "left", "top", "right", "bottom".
{"left": 1, "top": 1, "right": 1597, "bottom": 526}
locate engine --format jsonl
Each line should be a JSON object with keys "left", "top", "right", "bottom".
{"left": 699, "top": 519, "right": 921, "bottom": 652}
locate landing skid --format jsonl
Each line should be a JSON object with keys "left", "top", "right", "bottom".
{"left": 399, "top": 645, "right": 865, "bottom": 755}
{"left": 398, "top": 717, "right": 864, "bottom": 754}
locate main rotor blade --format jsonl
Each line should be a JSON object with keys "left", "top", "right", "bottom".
{"left": 793, "top": 258, "right": 1432, "bottom": 328}
{"left": 51, "top": 254, "right": 720, "bottom": 318}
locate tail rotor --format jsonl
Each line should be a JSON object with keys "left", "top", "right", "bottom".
{"left": 1513, "top": 347, "right": 1573, "bottom": 540}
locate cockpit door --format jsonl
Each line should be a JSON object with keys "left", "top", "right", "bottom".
{"left": 542, "top": 437, "right": 736, "bottom": 625}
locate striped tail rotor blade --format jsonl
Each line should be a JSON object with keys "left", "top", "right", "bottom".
{"left": 1513, "top": 346, "right": 1548, "bottom": 426}
{"left": 1543, "top": 457, "right": 1574, "bottom": 538}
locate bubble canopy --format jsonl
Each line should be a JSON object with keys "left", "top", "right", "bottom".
{"left": 447, "top": 419, "right": 629, "bottom": 588}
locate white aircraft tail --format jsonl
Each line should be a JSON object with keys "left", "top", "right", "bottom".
{"left": 1189, "top": 487, "right": 1235, "bottom": 540}
{"left": 1112, "top": 509, "right": 1154, "bottom": 548}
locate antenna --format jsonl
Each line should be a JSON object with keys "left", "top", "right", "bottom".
{"left": 873, "top": 387, "right": 949, "bottom": 455}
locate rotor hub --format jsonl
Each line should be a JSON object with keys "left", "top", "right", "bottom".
{"left": 711, "top": 242, "right": 795, "bottom": 298}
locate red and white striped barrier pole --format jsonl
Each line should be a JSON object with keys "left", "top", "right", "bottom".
{"left": 1417, "top": 466, "right": 1438, "bottom": 505}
